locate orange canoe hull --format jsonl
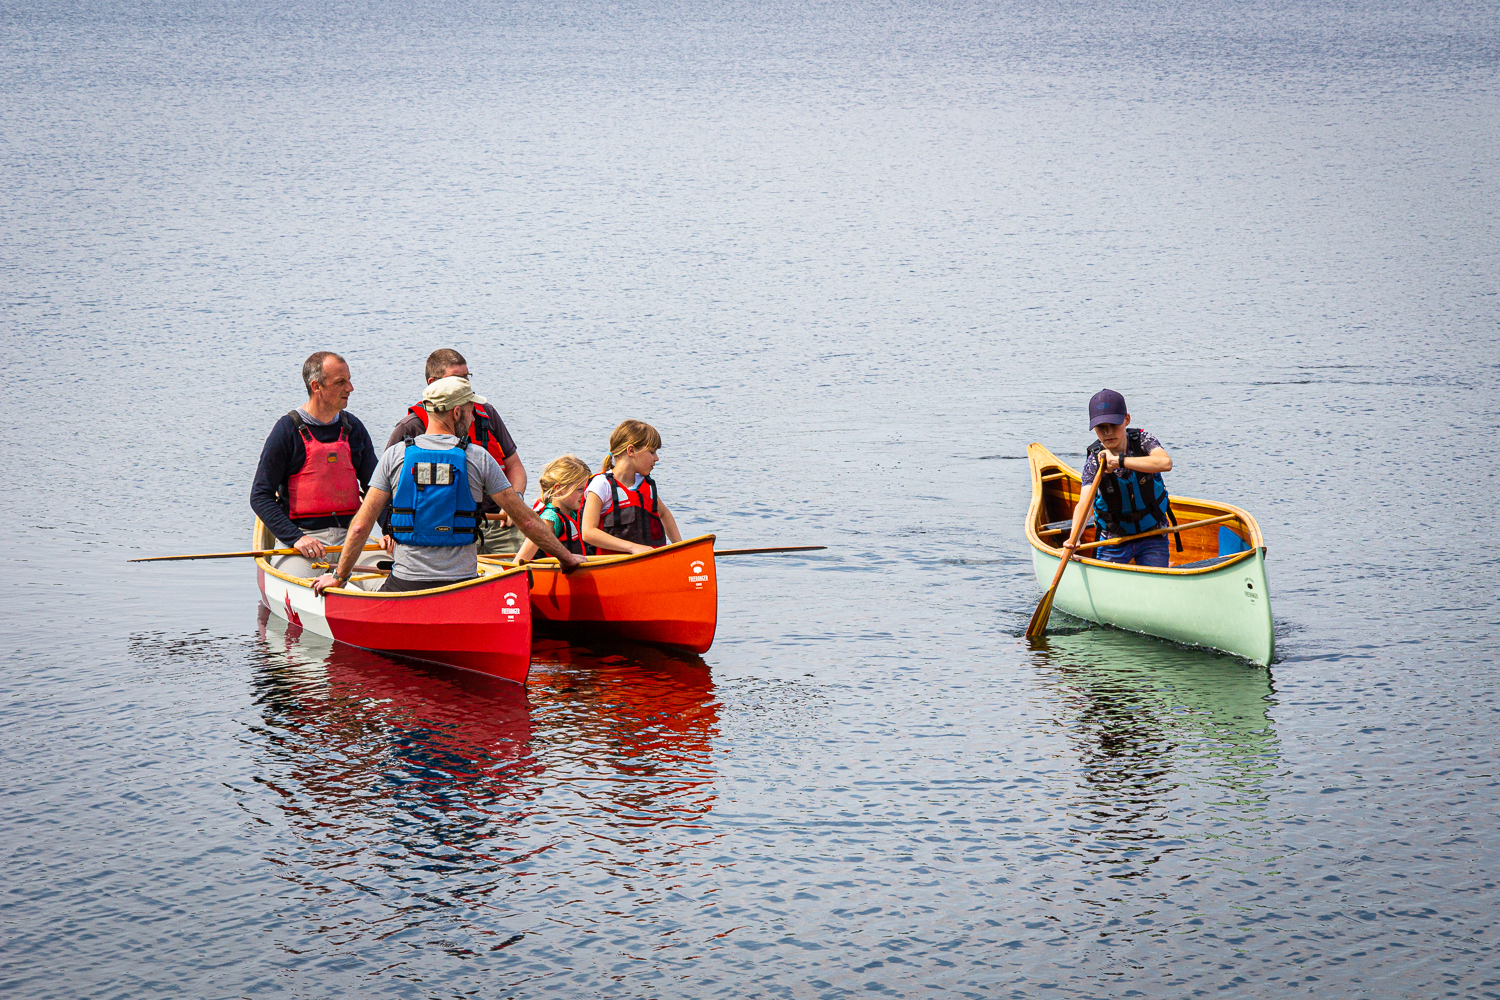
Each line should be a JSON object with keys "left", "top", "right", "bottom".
{"left": 523, "top": 535, "right": 718, "bottom": 654}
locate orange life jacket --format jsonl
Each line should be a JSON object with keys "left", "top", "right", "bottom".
{"left": 406, "top": 401, "right": 509, "bottom": 467}
{"left": 532, "top": 498, "right": 586, "bottom": 556}
{"left": 592, "top": 472, "right": 666, "bottom": 552}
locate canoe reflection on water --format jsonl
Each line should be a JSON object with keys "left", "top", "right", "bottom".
{"left": 252, "top": 607, "right": 722, "bottom": 948}
{"left": 526, "top": 637, "right": 720, "bottom": 830}
{"left": 255, "top": 605, "right": 541, "bottom": 863}
{"left": 1029, "top": 628, "right": 1280, "bottom": 871}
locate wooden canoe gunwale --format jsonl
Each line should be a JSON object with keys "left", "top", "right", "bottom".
{"left": 478, "top": 532, "right": 719, "bottom": 571}
{"left": 252, "top": 519, "right": 529, "bottom": 596}
{"left": 1024, "top": 442, "right": 1263, "bottom": 578}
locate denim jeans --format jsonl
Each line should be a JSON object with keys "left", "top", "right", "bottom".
{"left": 1092, "top": 534, "right": 1169, "bottom": 567}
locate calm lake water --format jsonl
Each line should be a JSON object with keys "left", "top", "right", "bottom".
{"left": 3, "top": 0, "right": 1498, "bottom": 995}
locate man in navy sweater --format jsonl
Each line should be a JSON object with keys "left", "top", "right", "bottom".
{"left": 250, "top": 352, "right": 380, "bottom": 578}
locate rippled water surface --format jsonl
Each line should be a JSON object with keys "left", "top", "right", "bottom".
{"left": 3, "top": 0, "right": 1498, "bottom": 995}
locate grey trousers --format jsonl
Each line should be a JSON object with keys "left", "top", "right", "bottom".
{"left": 270, "top": 526, "right": 349, "bottom": 580}
{"left": 477, "top": 517, "right": 524, "bottom": 556}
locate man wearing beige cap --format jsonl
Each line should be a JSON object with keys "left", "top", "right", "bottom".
{"left": 313, "top": 377, "right": 584, "bottom": 595}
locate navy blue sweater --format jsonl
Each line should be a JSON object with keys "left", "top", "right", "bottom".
{"left": 250, "top": 410, "right": 379, "bottom": 545}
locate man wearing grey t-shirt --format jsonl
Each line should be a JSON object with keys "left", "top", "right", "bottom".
{"left": 313, "top": 377, "right": 585, "bottom": 596}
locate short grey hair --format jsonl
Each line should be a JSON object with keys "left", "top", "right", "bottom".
{"left": 302, "top": 351, "right": 345, "bottom": 394}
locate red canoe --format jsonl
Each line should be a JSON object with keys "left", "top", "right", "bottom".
{"left": 493, "top": 534, "right": 718, "bottom": 654}
{"left": 254, "top": 521, "right": 533, "bottom": 684}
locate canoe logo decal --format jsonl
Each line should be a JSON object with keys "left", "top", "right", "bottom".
{"left": 688, "top": 560, "right": 709, "bottom": 590}
{"left": 503, "top": 592, "right": 521, "bottom": 616}
{"left": 1244, "top": 578, "right": 1259, "bottom": 602}
{"left": 283, "top": 592, "right": 302, "bottom": 628}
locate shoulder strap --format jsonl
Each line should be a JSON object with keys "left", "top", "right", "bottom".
{"left": 287, "top": 409, "right": 314, "bottom": 441}
{"left": 470, "top": 403, "right": 492, "bottom": 443}
{"left": 1126, "top": 427, "right": 1148, "bottom": 457}
{"left": 1086, "top": 439, "right": 1102, "bottom": 457}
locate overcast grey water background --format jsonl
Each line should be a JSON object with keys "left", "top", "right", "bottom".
{"left": 3, "top": 0, "right": 1499, "bottom": 995}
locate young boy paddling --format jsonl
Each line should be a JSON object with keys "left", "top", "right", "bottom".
{"left": 1063, "top": 389, "right": 1176, "bottom": 567}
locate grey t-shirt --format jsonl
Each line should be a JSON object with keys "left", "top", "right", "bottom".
{"left": 371, "top": 434, "right": 511, "bottom": 581}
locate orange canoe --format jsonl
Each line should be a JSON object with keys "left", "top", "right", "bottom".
{"left": 495, "top": 534, "right": 718, "bottom": 654}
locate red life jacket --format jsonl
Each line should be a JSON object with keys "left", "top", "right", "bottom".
{"left": 285, "top": 410, "right": 361, "bottom": 519}
{"left": 407, "top": 401, "right": 509, "bottom": 468}
{"left": 532, "top": 498, "right": 586, "bottom": 555}
{"left": 592, "top": 472, "right": 666, "bottom": 552}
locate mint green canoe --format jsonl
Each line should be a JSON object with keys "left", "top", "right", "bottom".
{"left": 1027, "top": 442, "right": 1275, "bottom": 665}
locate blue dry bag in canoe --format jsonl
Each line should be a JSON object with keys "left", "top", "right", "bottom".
{"left": 1218, "top": 526, "right": 1251, "bottom": 557}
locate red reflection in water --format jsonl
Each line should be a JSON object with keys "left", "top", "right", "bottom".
{"left": 253, "top": 608, "right": 722, "bottom": 843}
{"left": 526, "top": 637, "right": 721, "bottom": 830}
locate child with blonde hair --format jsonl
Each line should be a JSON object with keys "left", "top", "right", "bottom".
{"left": 514, "top": 455, "right": 592, "bottom": 563}
{"left": 581, "top": 420, "right": 683, "bottom": 555}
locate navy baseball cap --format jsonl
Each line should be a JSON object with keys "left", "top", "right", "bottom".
{"left": 1088, "top": 389, "right": 1128, "bottom": 428}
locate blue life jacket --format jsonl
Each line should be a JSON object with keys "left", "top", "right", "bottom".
{"left": 1087, "top": 428, "right": 1172, "bottom": 539}
{"left": 389, "top": 439, "right": 480, "bottom": 547}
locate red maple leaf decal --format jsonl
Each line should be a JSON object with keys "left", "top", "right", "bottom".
{"left": 284, "top": 592, "right": 302, "bottom": 628}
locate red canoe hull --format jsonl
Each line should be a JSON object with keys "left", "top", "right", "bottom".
{"left": 257, "top": 560, "right": 533, "bottom": 684}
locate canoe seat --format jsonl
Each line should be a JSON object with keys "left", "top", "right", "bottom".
{"left": 1174, "top": 554, "right": 1242, "bottom": 570}
{"left": 1038, "top": 520, "right": 1072, "bottom": 535}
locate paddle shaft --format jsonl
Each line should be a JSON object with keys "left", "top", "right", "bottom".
{"left": 130, "top": 543, "right": 383, "bottom": 563}
{"left": 480, "top": 544, "right": 826, "bottom": 566}
{"left": 1025, "top": 471, "right": 1105, "bottom": 640}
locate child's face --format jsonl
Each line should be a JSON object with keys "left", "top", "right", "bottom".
{"left": 628, "top": 445, "right": 660, "bottom": 476}
{"left": 555, "top": 482, "right": 587, "bottom": 512}
{"left": 1093, "top": 416, "right": 1131, "bottom": 454}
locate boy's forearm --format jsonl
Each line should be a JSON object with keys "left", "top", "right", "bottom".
{"left": 1124, "top": 455, "right": 1172, "bottom": 473}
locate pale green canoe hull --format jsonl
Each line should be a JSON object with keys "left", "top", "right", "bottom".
{"left": 1030, "top": 547, "right": 1275, "bottom": 665}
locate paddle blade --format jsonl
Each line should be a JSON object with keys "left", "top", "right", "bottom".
{"left": 1025, "top": 585, "right": 1058, "bottom": 640}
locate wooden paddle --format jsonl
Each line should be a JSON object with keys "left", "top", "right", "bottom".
{"left": 1026, "top": 472, "right": 1105, "bottom": 640}
{"left": 481, "top": 544, "right": 826, "bottom": 566}
{"left": 129, "top": 544, "right": 383, "bottom": 563}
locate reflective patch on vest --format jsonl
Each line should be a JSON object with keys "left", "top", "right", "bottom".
{"left": 414, "top": 463, "right": 455, "bottom": 486}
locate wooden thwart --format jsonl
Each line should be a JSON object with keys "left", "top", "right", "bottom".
{"left": 1070, "top": 513, "right": 1239, "bottom": 553}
